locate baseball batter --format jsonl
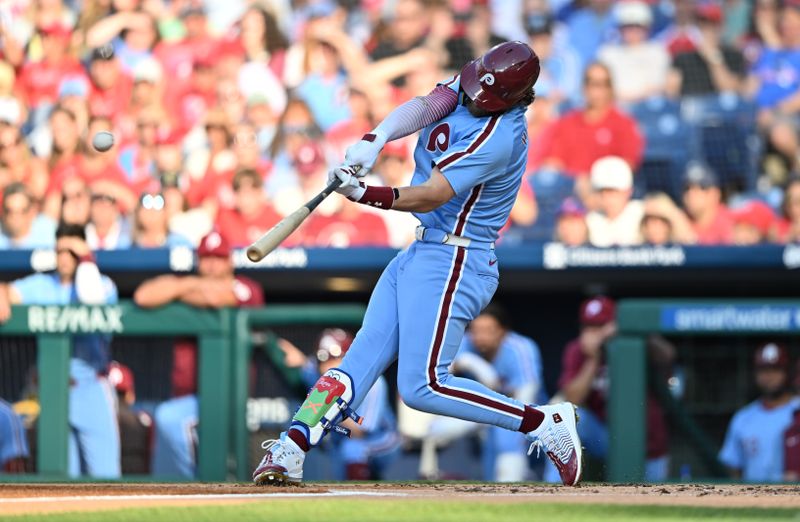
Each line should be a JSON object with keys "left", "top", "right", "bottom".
{"left": 253, "top": 41, "right": 583, "bottom": 486}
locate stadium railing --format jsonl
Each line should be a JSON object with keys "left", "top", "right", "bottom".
{"left": 0, "top": 302, "right": 367, "bottom": 482}
{"left": 0, "top": 303, "right": 232, "bottom": 481}
{"left": 611, "top": 299, "right": 800, "bottom": 481}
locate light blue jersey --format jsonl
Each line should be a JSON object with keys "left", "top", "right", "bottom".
{"left": 11, "top": 270, "right": 120, "bottom": 478}
{"left": 719, "top": 397, "right": 800, "bottom": 482}
{"left": 412, "top": 76, "right": 529, "bottom": 243}
{"left": 460, "top": 331, "right": 548, "bottom": 405}
{"left": 0, "top": 399, "right": 28, "bottom": 469}
{"left": 12, "top": 272, "right": 118, "bottom": 373}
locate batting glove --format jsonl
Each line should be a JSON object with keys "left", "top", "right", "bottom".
{"left": 329, "top": 165, "right": 366, "bottom": 201}
{"left": 343, "top": 130, "right": 388, "bottom": 177}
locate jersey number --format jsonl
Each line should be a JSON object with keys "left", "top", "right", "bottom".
{"left": 426, "top": 123, "right": 451, "bottom": 153}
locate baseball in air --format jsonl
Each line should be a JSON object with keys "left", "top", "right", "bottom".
{"left": 92, "top": 131, "right": 114, "bottom": 152}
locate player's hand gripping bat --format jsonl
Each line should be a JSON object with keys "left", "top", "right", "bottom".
{"left": 246, "top": 165, "right": 361, "bottom": 262}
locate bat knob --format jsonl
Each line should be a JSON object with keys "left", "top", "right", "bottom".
{"left": 246, "top": 247, "right": 263, "bottom": 262}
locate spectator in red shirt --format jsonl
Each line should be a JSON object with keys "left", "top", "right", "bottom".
{"left": 772, "top": 178, "right": 800, "bottom": 243}
{"left": 216, "top": 168, "right": 281, "bottom": 248}
{"left": 730, "top": 200, "right": 776, "bottom": 246}
{"left": 539, "top": 62, "right": 644, "bottom": 203}
{"left": 87, "top": 45, "right": 133, "bottom": 121}
{"left": 185, "top": 109, "right": 237, "bottom": 217}
{"left": 682, "top": 161, "right": 734, "bottom": 245}
{"left": 17, "top": 23, "right": 83, "bottom": 110}
{"left": 153, "top": 6, "right": 219, "bottom": 95}
{"left": 546, "top": 296, "right": 673, "bottom": 483}
{"left": 133, "top": 231, "right": 264, "bottom": 478}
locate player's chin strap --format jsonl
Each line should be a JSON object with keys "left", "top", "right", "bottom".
{"left": 288, "top": 368, "right": 363, "bottom": 446}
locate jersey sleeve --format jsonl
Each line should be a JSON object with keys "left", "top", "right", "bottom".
{"left": 718, "top": 410, "right": 744, "bottom": 470}
{"left": 435, "top": 74, "right": 461, "bottom": 95}
{"left": 435, "top": 116, "right": 511, "bottom": 196}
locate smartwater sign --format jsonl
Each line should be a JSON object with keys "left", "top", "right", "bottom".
{"left": 27, "top": 306, "right": 124, "bottom": 333}
{"left": 661, "top": 305, "right": 800, "bottom": 332}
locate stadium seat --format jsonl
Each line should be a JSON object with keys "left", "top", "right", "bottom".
{"left": 680, "top": 94, "right": 761, "bottom": 193}
{"left": 630, "top": 97, "right": 692, "bottom": 200}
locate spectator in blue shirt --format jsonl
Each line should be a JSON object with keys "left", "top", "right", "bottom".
{"left": 562, "top": 0, "right": 618, "bottom": 69}
{"left": 0, "top": 222, "right": 121, "bottom": 478}
{"left": 749, "top": 1, "right": 800, "bottom": 173}
{"left": 0, "top": 183, "right": 56, "bottom": 249}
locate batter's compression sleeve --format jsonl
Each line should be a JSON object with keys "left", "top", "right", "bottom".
{"left": 373, "top": 85, "right": 459, "bottom": 142}
{"left": 344, "top": 85, "right": 458, "bottom": 173}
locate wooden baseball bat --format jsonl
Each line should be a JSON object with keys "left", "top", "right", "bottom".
{"left": 246, "top": 169, "right": 359, "bottom": 262}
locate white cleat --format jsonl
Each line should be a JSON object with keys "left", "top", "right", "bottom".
{"left": 526, "top": 402, "right": 584, "bottom": 486}
{"left": 252, "top": 436, "right": 305, "bottom": 486}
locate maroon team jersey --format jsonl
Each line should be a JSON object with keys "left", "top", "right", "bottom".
{"left": 172, "top": 276, "right": 264, "bottom": 397}
{"left": 558, "top": 338, "right": 668, "bottom": 458}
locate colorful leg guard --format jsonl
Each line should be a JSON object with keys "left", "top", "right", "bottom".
{"left": 289, "top": 368, "right": 362, "bottom": 446}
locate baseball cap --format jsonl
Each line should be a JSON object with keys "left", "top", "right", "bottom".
{"left": 731, "top": 200, "right": 775, "bottom": 235}
{"left": 696, "top": 3, "right": 723, "bottom": 24}
{"left": 754, "top": 342, "right": 790, "bottom": 369}
{"left": 316, "top": 328, "right": 355, "bottom": 362}
{"left": 293, "top": 141, "right": 326, "bottom": 175}
{"left": 197, "top": 231, "right": 231, "bottom": 258}
{"left": 90, "top": 45, "right": 115, "bottom": 62}
{"left": 108, "top": 361, "right": 135, "bottom": 395}
{"left": 133, "top": 58, "right": 163, "bottom": 83}
{"left": 557, "top": 197, "right": 586, "bottom": 218}
{"left": 615, "top": 1, "right": 653, "bottom": 26}
{"left": 684, "top": 161, "right": 719, "bottom": 189}
{"left": 579, "top": 296, "right": 617, "bottom": 326}
{"left": 590, "top": 156, "right": 633, "bottom": 191}
{"left": 526, "top": 13, "right": 554, "bottom": 35}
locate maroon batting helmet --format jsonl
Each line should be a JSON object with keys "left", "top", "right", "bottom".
{"left": 316, "top": 328, "right": 355, "bottom": 362}
{"left": 460, "top": 41, "right": 540, "bottom": 113}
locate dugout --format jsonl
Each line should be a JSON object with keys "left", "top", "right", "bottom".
{"left": 610, "top": 299, "right": 800, "bottom": 482}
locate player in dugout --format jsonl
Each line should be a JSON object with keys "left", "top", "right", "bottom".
{"left": 134, "top": 231, "right": 263, "bottom": 478}
{"left": 0, "top": 222, "right": 121, "bottom": 478}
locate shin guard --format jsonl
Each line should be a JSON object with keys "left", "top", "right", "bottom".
{"left": 289, "top": 368, "right": 362, "bottom": 446}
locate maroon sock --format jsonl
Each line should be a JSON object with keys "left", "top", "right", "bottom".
{"left": 518, "top": 406, "right": 545, "bottom": 433}
{"left": 287, "top": 428, "right": 310, "bottom": 452}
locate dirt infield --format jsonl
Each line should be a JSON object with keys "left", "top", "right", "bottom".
{"left": 1, "top": 482, "right": 799, "bottom": 516}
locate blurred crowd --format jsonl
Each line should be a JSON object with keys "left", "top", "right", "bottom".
{"left": 0, "top": 0, "right": 800, "bottom": 252}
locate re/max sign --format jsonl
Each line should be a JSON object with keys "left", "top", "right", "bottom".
{"left": 27, "top": 306, "right": 123, "bottom": 333}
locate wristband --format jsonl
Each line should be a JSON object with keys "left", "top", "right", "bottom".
{"left": 78, "top": 252, "right": 95, "bottom": 264}
{"left": 350, "top": 185, "right": 398, "bottom": 209}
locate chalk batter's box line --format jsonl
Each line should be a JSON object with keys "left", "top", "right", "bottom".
{"left": 0, "top": 491, "right": 408, "bottom": 504}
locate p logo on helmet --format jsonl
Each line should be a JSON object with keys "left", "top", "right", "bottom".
{"left": 460, "top": 41, "right": 540, "bottom": 112}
